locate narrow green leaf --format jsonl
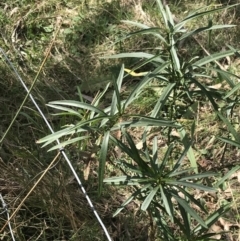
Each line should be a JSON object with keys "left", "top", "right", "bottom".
{"left": 165, "top": 5, "right": 175, "bottom": 31}
{"left": 126, "top": 27, "right": 167, "bottom": 43}
{"left": 178, "top": 128, "right": 197, "bottom": 173}
{"left": 113, "top": 195, "right": 135, "bottom": 217}
{"left": 160, "top": 185, "right": 174, "bottom": 221}
{"left": 111, "top": 116, "right": 180, "bottom": 130}
{"left": 151, "top": 83, "right": 176, "bottom": 118}
{"left": 215, "top": 165, "right": 240, "bottom": 188}
{"left": 98, "top": 131, "right": 110, "bottom": 195}
{"left": 103, "top": 175, "right": 129, "bottom": 183}
{"left": 37, "top": 126, "right": 86, "bottom": 145}
{"left": 46, "top": 104, "right": 83, "bottom": 117}
{"left": 100, "top": 52, "right": 163, "bottom": 63}
{"left": 112, "top": 184, "right": 152, "bottom": 217}
{"left": 48, "top": 100, "right": 107, "bottom": 116}
{"left": 175, "top": 4, "right": 239, "bottom": 32}
{"left": 121, "top": 20, "right": 150, "bottom": 29}
{"left": 125, "top": 55, "right": 168, "bottom": 80}
{"left": 178, "top": 24, "right": 235, "bottom": 42}
{"left": 193, "top": 49, "right": 236, "bottom": 67}
{"left": 206, "top": 67, "right": 236, "bottom": 88}
{"left": 189, "top": 76, "right": 218, "bottom": 111}
{"left": 193, "top": 203, "right": 231, "bottom": 234}
{"left": 167, "top": 181, "right": 216, "bottom": 192}
{"left": 124, "top": 130, "right": 153, "bottom": 174}
{"left": 141, "top": 186, "right": 159, "bottom": 211}
{"left": 48, "top": 136, "right": 89, "bottom": 151}
{"left": 170, "top": 43, "right": 180, "bottom": 71}
{"left": 179, "top": 172, "right": 218, "bottom": 181}
{"left": 111, "top": 65, "right": 124, "bottom": 115}
{"left": 168, "top": 168, "right": 196, "bottom": 178}
{"left": 109, "top": 135, "right": 152, "bottom": 175}
{"left": 20, "top": 111, "right": 40, "bottom": 126}
{"left": 217, "top": 111, "right": 240, "bottom": 142}
{"left": 156, "top": 0, "right": 168, "bottom": 28}
{"left": 224, "top": 82, "right": 240, "bottom": 99}
{"left": 90, "top": 82, "right": 111, "bottom": 119}
{"left": 173, "top": 194, "right": 207, "bottom": 228}
{"left": 104, "top": 176, "right": 150, "bottom": 185}
{"left": 124, "top": 74, "right": 153, "bottom": 110}
{"left": 158, "top": 143, "right": 174, "bottom": 174}
{"left": 177, "top": 186, "right": 207, "bottom": 214}
{"left": 168, "top": 141, "right": 192, "bottom": 175}
{"left": 178, "top": 202, "right": 191, "bottom": 238}
{"left": 75, "top": 115, "right": 111, "bottom": 130}
{"left": 217, "top": 136, "right": 240, "bottom": 148}
{"left": 152, "top": 136, "right": 158, "bottom": 167}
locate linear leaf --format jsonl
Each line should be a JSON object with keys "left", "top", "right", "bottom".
{"left": 121, "top": 20, "right": 150, "bottom": 29}
{"left": 160, "top": 185, "right": 174, "bottom": 221}
{"left": 156, "top": 0, "right": 168, "bottom": 28}
{"left": 111, "top": 116, "right": 180, "bottom": 130}
{"left": 47, "top": 104, "right": 83, "bottom": 117}
{"left": 217, "top": 111, "right": 240, "bottom": 142}
{"left": 189, "top": 76, "right": 218, "bottom": 111}
{"left": 224, "top": 82, "right": 240, "bottom": 99}
{"left": 100, "top": 52, "right": 164, "bottom": 63}
{"left": 48, "top": 100, "right": 107, "bottom": 116}
{"left": 167, "top": 181, "right": 215, "bottom": 192}
{"left": 124, "top": 73, "right": 153, "bottom": 109}
{"left": 37, "top": 127, "right": 86, "bottom": 145}
{"left": 178, "top": 128, "right": 197, "bottom": 173}
{"left": 111, "top": 65, "right": 124, "bottom": 115}
{"left": 48, "top": 136, "right": 89, "bottom": 151}
{"left": 158, "top": 143, "right": 174, "bottom": 174}
{"left": 193, "top": 49, "right": 237, "bottom": 67}
{"left": 177, "top": 186, "right": 207, "bottom": 214}
{"left": 217, "top": 136, "right": 240, "bottom": 148}
{"left": 168, "top": 141, "right": 192, "bottom": 175}
{"left": 168, "top": 168, "right": 194, "bottom": 178}
{"left": 141, "top": 186, "right": 159, "bottom": 211}
{"left": 193, "top": 203, "right": 231, "bottom": 234}
{"left": 124, "top": 130, "right": 154, "bottom": 174}
{"left": 178, "top": 202, "right": 191, "bottom": 238}
{"left": 165, "top": 5, "right": 174, "bottom": 29}
{"left": 112, "top": 184, "right": 152, "bottom": 217}
{"left": 215, "top": 165, "right": 240, "bottom": 188}
{"left": 98, "top": 131, "right": 110, "bottom": 195}
{"left": 173, "top": 194, "right": 207, "bottom": 228}
{"left": 178, "top": 24, "right": 235, "bottom": 42}
{"left": 175, "top": 4, "right": 239, "bottom": 31}
{"left": 113, "top": 194, "right": 135, "bottom": 217}
{"left": 104, "top": 176, "right": 150, "bottom": 185}
{"left": 126, "top": 28, "right": 167, "bottom": 43}
{"left": 179, "top": 172, "right": 218, "bottom": 181}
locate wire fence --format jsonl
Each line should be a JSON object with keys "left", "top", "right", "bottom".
{"left": 0, "top": 48, "right": 112, "bottom": 241}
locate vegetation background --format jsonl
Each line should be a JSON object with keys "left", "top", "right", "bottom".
{"left": 1, "top": 0, "right": 240, "bottom": 240}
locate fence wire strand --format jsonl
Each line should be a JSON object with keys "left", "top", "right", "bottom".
{"left": 0, "top": 194, "right": 16, "bottom": 241}
{"left": 0, "top": 48, "right": 112, "bottom": 241}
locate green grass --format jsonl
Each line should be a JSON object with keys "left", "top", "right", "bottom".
{"left": 1, "top": 0, "right": 240, "bottom": 240}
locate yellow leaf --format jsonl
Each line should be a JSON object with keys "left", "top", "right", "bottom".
{"left": 124, "top": 68, "right": 148, "bottom": 77}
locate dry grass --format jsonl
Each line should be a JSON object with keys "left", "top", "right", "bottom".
{"left": 1, "top": 0, "right": 240, "bottom": 240}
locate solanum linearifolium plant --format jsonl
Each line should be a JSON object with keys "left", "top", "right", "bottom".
{"left": 37, "top": 64, "right": 180, "bottom": 194}
{"left": 104, "top": 130, "right": 232, "bottom": 240}
{"left": 37, "top": 0, "right": 240, "bottom": 240}
{"left": 102, "top": 0, "right": 240, "bottom": 172}
{"left": 101, "top": 1, "right": 240, "bottom": 240}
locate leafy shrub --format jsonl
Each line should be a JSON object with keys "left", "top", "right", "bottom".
{"left": 38, "top": 1, "right": 240, "bottom": 240}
